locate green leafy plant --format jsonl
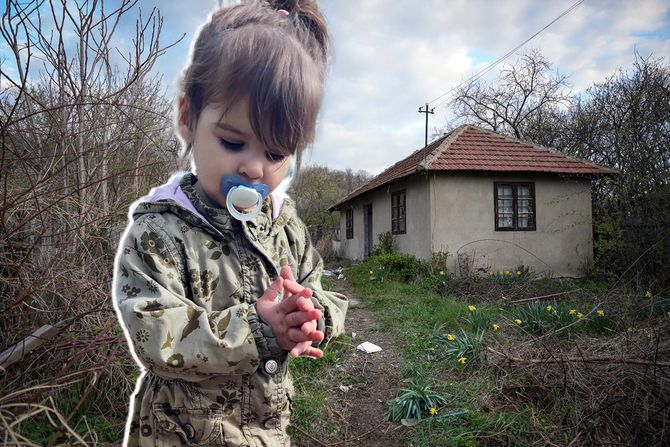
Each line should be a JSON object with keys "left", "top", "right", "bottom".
{"left": 367, "top": 253, "right": 423, "bottom": 282}
{"left": 371, "top": 231, "right": 395, "bottom": 256}
{"left": 384, "top": 378, "right": 449, "bottom": 422}
{"left": 513, "top": 302, "right": 563, "bottom": 333}
{"left": 463, "top": 307, "right": 491, "bottom": 334}
{"left": 437, "top": 327, "right": 485, "bottom": 367}
{"left": 368, "top": 265, "right": 389, "bottom": 282}
{"left": 486, "top": 265, "right": 533, "bottom": 283}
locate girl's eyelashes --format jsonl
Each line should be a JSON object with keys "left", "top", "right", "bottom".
{"left": 219, "top": 138, "right": 244, "bottom": 151}
{"left": 266, "top": 151, "right": 286, "bottom": 162}
{"left": 219, "top": 137, "right": 286, "bottom": 162}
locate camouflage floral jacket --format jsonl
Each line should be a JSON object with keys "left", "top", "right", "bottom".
{"left": 112, "top": 172, "right": 347, "bottom": 446}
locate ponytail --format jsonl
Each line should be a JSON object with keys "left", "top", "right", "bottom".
{"left": 267, "top": 0, "right": 330, "bottom": 70}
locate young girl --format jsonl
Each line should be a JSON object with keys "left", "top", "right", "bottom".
{"left": 112, "top": 1, "right": 347, "bottom": 445}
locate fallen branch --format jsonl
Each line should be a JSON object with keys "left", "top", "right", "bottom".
{"left": 486, "top": 347, "right": 670, "bottom": 367}
{"left": 507, "top": 288, "right": 582, "bottom": 305}
{"left": 0, "top": 325, "right": 60, "bottom": 372}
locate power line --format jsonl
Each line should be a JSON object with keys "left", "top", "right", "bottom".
{"left": 426, "top": 0, "right": 585, "bottom": 110}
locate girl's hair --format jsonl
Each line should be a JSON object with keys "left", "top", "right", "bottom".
{"left": 179, "top": 0, "right": 330, "bottom": 170}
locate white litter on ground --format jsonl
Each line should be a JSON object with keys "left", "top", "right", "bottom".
{"left": 356, "top": 341, "right": 382, "bottom": 353}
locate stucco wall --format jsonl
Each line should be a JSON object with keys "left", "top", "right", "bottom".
{"left": 336, "top": 175, "right": 432, "bottom": 260}
{"left": 430, "top": 173, "right": 594, "bottom": 278}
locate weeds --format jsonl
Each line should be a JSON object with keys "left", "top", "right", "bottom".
{"left": 385, "top": 378, "right": 449, "bottom": 422}
{"left": 345, "top": 253, "right": 670, "bottom": 446}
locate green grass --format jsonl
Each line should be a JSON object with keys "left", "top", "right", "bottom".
{"left": 288, "top": 334, "right": 350, "bottom": 443}
{"left": 14, "top": 385, "right": 126, "bottom": 444}
{"left": 340, "top": 254, "right": 668, "bottom": 446}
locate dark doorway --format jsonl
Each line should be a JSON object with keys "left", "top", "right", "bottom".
{"left": 364, "top": 204, "right": 373, "bottom": 257}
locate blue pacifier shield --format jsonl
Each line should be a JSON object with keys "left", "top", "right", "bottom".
{"left": 220, "top": 174, "right": 269, "bottom": 199}
{"left": 219, "top": 174, "right": 269, "bottom": 222}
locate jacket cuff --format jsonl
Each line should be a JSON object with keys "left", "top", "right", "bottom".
{"left": 311, "top": 295, "right": 327, "bottom": 342}
{"left": 249, "top": 304, "right": 285, "bottom": 359}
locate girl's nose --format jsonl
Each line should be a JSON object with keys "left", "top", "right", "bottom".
{"left": 238, "top": 152, "right": 263, "bottom": 181}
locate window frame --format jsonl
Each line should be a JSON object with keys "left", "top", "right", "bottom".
{"left": 391, "top": 190, "right": 407, "bottom": 235}
{"left": 346, "top": 208, "right": 354, "bottom": 239}
{"left": 494, "top": 182, "right": 536, "bottom": 231}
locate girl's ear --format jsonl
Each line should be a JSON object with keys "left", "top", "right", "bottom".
{"left": 177, "top": 96, "right": 193, "bottom": 143}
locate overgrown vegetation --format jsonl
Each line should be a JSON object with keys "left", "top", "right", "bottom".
{"left": 345, "top": 254, "right": 669, "bottom": 446}
{"left": 1, "top": 1, "right": 183, "bottom": 444}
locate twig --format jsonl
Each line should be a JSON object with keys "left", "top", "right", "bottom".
{"left": 291, "top": 425, "right": 331, "bottom": 446}
{"left": 508, "top": 288, "right": 582, "bottom": 305}
{"left": 486, "top": 346, "right": 670, "bottom": 367}
{"left": 328, "top": 421, "right": 387, "bottom": 446}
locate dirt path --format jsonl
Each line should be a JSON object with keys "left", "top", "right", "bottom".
{"left": 298, "top": 275, "right": 408, "bottom": 446}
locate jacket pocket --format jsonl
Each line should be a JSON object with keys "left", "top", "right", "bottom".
{"left": 152, "top": 405, "right": 226, "bottom": 446}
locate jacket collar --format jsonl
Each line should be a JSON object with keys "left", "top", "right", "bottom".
{"left": 130, "top": 171, "right": 293, "bottom": 239}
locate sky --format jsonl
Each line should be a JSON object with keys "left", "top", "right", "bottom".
{"left": 3, "top": 0, "right": 670, "bottom": 175}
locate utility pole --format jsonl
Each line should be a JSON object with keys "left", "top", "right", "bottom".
{"left": 418, "top": 103, "right": 434, "bottom": 147}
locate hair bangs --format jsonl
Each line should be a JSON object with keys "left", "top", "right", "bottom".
{"left": 209, "top": 26, "right": 322, "bottom": 165}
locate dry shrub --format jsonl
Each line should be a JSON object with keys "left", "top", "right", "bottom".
{"left": 486, "top": 327, "right": 670, "bottom": 446}
{"left": 316, "top": 237, "right": 335, "bottom": 263}
{"left": 0, "top": 1, "right": 185, "bottom": 444}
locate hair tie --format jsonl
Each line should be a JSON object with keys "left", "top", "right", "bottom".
{"left": 277, "top": 9, "right": 289, "bottom": 16}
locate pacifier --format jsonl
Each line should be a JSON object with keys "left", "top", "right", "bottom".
{"left": 220, "top": 174, "right": 269, "bottom": 221}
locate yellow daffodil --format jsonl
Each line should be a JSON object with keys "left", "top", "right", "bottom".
{"left": 369, "top": 270, "right": 373, "bottom": 275}
{"left": 569, "top": 309, "right": 577, "bottom": 315}
{"left": 505, "top": 271, "right": 510, "bottom": 275}
{"left": 458, "top": 357, "right": 467, "bottom": 364}
{"left": 468, "top": 305, "right": 476, "bottom": 312}
{"left": 597, "top": 310, "right": 605, "bottom": 317}
{"left": 546, "top": 305, "right": 554, "bottom": 312}
{"left": 499, "top": 271, "right": 503, "bottom": 276}
{"left": 492, "top": 324, "right": 500, "bottom": 331}
{"left": 439, "top": 270, "right": 445, "bottom": 276}
{"left": 488, "top": 271, "right": 494, "bottom": 277}
{"left": 577, "top": 312, "right": 584, "bottom": 319}
{"left": 645, "top": 291, "right": 653, "bottom": 299}
{"left": 447, "top": 334, "right": 456, "bottom": 341}
{"left": 429, "top": 407, "right": 438, "bottom": 416}
{"left": 515, "top": 319, "right": 522, "bottom": 325}
{"left": 516, "top": 271, "right": 522, "bottom": 276}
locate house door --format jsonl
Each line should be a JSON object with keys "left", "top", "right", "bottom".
{"left": 364, "top": 204, "right": 373, "bottom": 257}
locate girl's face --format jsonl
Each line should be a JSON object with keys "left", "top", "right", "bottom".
{"left": 179, "top": 98, "right": 292, "bottom": 209}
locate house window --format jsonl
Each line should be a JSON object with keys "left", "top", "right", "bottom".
{"left": 391, "top": 190, "right": 406, "bottom": 234}
{"left": 346, "top": 208, "right": 353, "bottom": 239}
{"left": 494, "top": 182, "right": 536, "bottom": 231}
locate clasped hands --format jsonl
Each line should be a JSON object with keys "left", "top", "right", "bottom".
{"left": 256, "top": 265, "right": 324, "bottom": 358}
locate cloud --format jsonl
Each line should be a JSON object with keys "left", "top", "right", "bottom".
{"left": 311, "top": 0, "right": 670, "bottom": 174}
{"left": 37, "top": 0, "right": 662, "bottom": 176}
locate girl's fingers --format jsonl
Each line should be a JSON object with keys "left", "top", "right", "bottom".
{"left": 299, "top": 346, "right": 324, "bottom": 358}
{"left": 259, "top": 277, "right": 283, "bottom": 302}
{"left": 280, "top": 265, "right": 295, "bottom": 282}
{"left": 284, "top": 309, "right": 321, "bottom": 328}
{"left": 287, "top": 327, "right": 324, "bottom": 343}
{"left": 282, "top": 279, "right": 313, "bottom": 298}
{"left": 290, "top": 342, "right": 324, "bottom": 359}
{"left": 279, "top": 294, "right": 315, "bottom": 313}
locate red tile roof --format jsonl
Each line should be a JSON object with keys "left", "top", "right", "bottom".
{"left": 330, "top": 124, "right": 618, "bottom": 210}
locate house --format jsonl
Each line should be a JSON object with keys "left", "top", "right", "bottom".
{"left": 329, "top": 125, "right": 618, "bottom": 278}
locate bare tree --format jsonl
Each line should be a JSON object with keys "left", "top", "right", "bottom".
{"left": 451, "top": 48, "right": 572, "bottom": 145}
{"left": 560, "top": 54, "right": 670, "bottom": 286}
{"left": 0, "top": 1, "right": 184, "bottom": 443}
